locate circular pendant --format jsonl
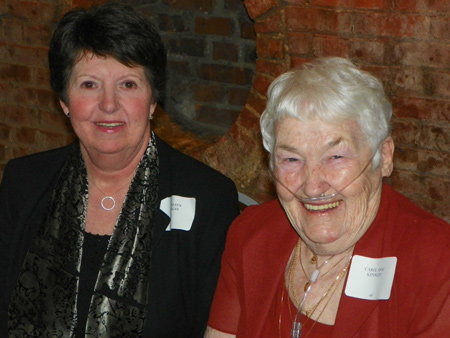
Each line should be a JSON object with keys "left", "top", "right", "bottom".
{"left": 101, "top": 196, "right": 116, "bottom": 211}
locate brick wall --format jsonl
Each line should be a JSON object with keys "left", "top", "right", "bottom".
{"left": 134, "top": 0, "right": 256, "bottom": 139}
{"left": 209, "top": 0, "right": 449, "bottom": 222}
{"left": 0, "top": 0, "right": 74, "bottom": 176}
{"left": 0, "top": 0, "right": 449, "bottom": 222}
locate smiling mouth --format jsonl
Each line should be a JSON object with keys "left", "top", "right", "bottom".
{"left": 303, "top": 200, "right": 342, "bottom": 212}
{"left": 95, "top": 122, "right": 125, "bottom": 128}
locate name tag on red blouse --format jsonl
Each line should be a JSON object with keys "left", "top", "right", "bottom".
{"left": 345, "top": 255, "right": 397, "bottom": 300}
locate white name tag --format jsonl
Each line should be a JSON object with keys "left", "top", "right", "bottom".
{"left": 345, "top": 255, "right": 397, "bottom": 300}
{"left": 160, "top": 195, "right": 196, "bottom": 231}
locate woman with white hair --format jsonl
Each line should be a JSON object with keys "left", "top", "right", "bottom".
{"left": 205, "top": 57, "right": 450, "bottom": 337}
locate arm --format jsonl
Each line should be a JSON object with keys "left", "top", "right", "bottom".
{"left": 193, "top": 178, "right": 240, "bottom": 336}
{"left": 204, "top": 326, "right": 236, "bottom": 338}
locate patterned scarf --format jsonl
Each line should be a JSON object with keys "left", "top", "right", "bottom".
{"left": 8, "top": 135, "right": 159, "bottom": 337}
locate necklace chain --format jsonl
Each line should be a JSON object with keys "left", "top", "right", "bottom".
{"left": 288, "top": 238, "right": 352, "bottom": 314}
{"left": 90, "top": 178, "right": 131, "bottom": 212}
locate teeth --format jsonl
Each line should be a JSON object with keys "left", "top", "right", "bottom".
{"left": 304, "top": 201, "right": 341, "bottom": 211}
{"left": 96, "top": 122, "right": 124, "bottom": 128}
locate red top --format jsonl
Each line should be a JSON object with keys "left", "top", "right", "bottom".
{"left": 208, "top": 184, "right": 450, "bottom": 337}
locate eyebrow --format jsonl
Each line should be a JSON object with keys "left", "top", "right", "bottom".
{"left": 325, "top": 137, "right": 344, "bottom": 149}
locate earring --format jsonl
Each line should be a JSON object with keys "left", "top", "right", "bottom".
{"left": 66, "top": 111, "right": 70, "bottom": 118}
{"left": 149, "top": 114, "right": 154, "bottom": 120}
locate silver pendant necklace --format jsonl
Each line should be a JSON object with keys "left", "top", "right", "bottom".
{"left": 90, "top": 178, "right": 130, "bottom": 211}
{"left": 100, "top": 196, "right": 116, "bottom": 211}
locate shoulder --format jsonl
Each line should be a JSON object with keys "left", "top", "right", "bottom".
{"left": 376, "top": 184, "right": 450, "bottom": 264}
{"left": 155, "top": 135, "right": 237, "bottom": 197}
{"left": 227, "top": 199, "right": 294, "bottom": 243}
{"left": 383, "top": 184, "right": 450, "bottom": 236}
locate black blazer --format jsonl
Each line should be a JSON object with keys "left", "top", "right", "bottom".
{"left": 0, "top": 135, "right": 240, "bottom": 337}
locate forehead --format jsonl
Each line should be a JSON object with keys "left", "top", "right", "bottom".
{"left": 274, "top": 117, "right": 367, "bottom": 152}
{"left": 71, "top": 52, "right": 145, "bottom": 78}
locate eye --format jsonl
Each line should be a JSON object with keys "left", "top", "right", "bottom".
{"left": 330, "top": 155, "right": 343, "bottom": 160}
{"left": 81, "top": 81, "right": 95, "bottom": 89}
{"left": 285, "top": 157, "right": 298, "bottom": 163}
{"left": 123, "top": 81, "right": 137, "bottom": 89}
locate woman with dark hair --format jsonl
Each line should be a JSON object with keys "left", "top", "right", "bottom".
{"left": 0, "top": 3, "right": 239, "bottom": 337}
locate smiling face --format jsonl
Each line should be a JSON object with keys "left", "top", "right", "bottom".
{"left": 273, "top": 117, "right": 394, "bottom": 255}
{"left": 60, "top": 53, "right": 156, "bottom": 164}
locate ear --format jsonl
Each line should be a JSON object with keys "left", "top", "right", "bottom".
{"left": 149, "top": 101, "right": 157, "bottom": 119}
{"left": 59, "top": 100, "right": 69, "bottom": 116}
{"left": 380, "top": 136, "right": 395, "bottom": 177}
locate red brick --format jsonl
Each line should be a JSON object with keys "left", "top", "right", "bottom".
{"left": 15, "top": 127, "right": 36, "bottom": 145}
{"left": 313, "top": 0, "right": 388, "bottom": 9}
{"left": 24, "top": 23, "right": 54, "bottom": 45}
{"left": 0, "top": 104, "right": 33, "bottom": 126}
{"left": 391, "top": 67, "right": 426, "bottom": 97}
{"left": 240, "top": 20, "right": 256, "bottom": 40}
{"left": 254, "top": 11, "right": 283, "bottom": 34}
{"left": 0, "top": 43, "right": 48, "bottom": 67}
{"left": 286, "top": 8, "right": 352, "bottom": 34}
{"left": 252, "top": 73, "right": 273, "bottom": 97}
{"left": 416, "top": 150, "right": 449, "bottom": 176}
{"left": 288, "top": 32, "right": 313, "bottom": 56}
{"left": 0, "top": 124, "right": 11, "bottom": 141}
{"left": 431, "top": 16, "right": 450, "bottom": 41}
{"left": 354, "top": 13, "right": 430, "bottom": 38}
{"left": 34, "top": 67, "right": 51, "bottom": 88}
{"left": 166, "top": 38, "right": 205, "bottom": 57}
{"left": 419, "top": 124, "right": 450, "bottom": 152}
{"left": 158, "top": 14, "right": 187, "bottom": 33}
{"left": 431, "top": 71, "right": 450, "bottom": 99}
{"left": 162, "top": 0, "right": 213, "bottom": 12}
{"left": 196, "top": 105, "right": 240, "bottom": 127}
{"left": 8, "top": 1, "right": 59, "bottom": 23}
{"left": 199, "top": 64, "right": 254, "bottom": 85}
{"left": 394, "top": 0, "right": 449, "bottom": 12}
{"left": 193, "top": 84, "right": 225, "bottom": 102}
{"left": 256, "top": 37, "right": 284, "bottom": 59}
{"left": 39, "top": 110, "right": 72, "bottom": 133}
{"left": 244, "top": 0, "right": 278, "bottom": 20}
{"left": 38, "top": 130, "right": 69, "bottom": 149}
{"left": 312, "top": 35, "right": 349, "bottom": 58}
{"left": 391, "top": 119, "right": 420, "bottom": 147}
{"left": 0, "top": 63, "right": 31, "bottom": 83}
{"left": 244, "top": 92, "right": 267, "bottom": 117}
{"left": 291, "top": 57, "right": 314, "bottom": 69}
{"left": 225, "top": 0, "right": 247, "bottom": 11}
{"left": 349, "top": 38, "right": 386, "bottom": 64}
{"left": 195, "top": 17, "right": 232, "bottom": 36}
{"left": 392, "top": 42, "right": 450, "bottom": 69}
{"left": 12, "top": 146, "right": 34, "bottom": 160}
{"left": 213, "top": 42, "right": 238, "bottom": 62}
{"left": 229, "top": 88, "right": 250, "bottom": 106}
{"left": 72, "top": 0, "right": 108, "bottom": 9}
{"left": 255, "top": 59, "right": 287, "bottom": 78}
{"left": 167, "top": 61, "right": 190, "bottom": 76}
{"left": 393, "top": 97, "right": 450, "bottom": 121}
{"left": 236, "top": 107, "right": 262, "bottom": 134}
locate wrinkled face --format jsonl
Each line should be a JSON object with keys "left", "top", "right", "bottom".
{"left": 273, "top": 117, "right": 394, "bottom": 255}
{"left": 60, "top": 53, "right": 156, "bottom": 159}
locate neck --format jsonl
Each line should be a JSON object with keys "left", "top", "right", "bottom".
{"left": 300, "top": 240, "right": 354, "bottom": 278}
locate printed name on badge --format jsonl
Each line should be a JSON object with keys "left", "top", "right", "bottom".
{"left": 345, "top": 255, "right": 397, "bottom": 300}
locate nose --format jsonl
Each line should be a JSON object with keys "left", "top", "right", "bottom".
{"left": 301, "top": 162, "right": 331, "bottom": 199}
{"left": 99, "top": 86, "right": 119, "bottom": 114}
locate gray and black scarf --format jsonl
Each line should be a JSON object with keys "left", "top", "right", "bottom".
{"left": 8, "top": 135, "right": 159, "bottom": 337}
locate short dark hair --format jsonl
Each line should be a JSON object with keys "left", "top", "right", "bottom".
{"left": 48, "top": 2, "right": 166, "bottom": 104}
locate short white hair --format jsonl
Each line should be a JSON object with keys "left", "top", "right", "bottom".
{"left": 260, "top": 57, "right": 392, "bottom": 167}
